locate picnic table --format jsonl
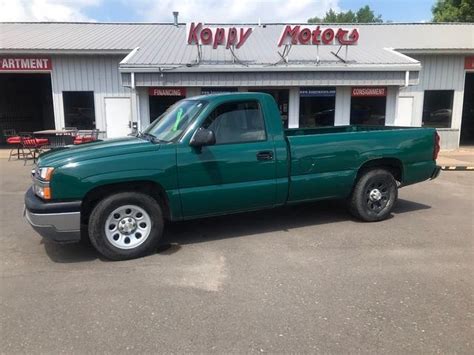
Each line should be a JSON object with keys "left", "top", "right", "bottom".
{"left": 33, "top": 129, "right": 78, "bottom": 148}
{"left": 34, "top": 129, "right": 77, "bottom": 136}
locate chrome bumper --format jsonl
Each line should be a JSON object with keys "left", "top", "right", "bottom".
{"left": 24, "top": 207, "right": 81, "bottom": 243}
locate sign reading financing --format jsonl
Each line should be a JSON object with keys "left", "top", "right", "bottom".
{"left": 0, "top": 57, "right": 52, "bottom": 71}
{"left": 278, "top": 25, "right": 359, "bottom": 46}
{"left": 187, "top": 22, "right": 253, "bottom": 49}
{"left": 149, "top": 87, "right": 186, "bottom": 96}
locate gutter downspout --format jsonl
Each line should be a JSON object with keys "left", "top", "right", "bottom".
{"left": 405, "top": 71, "right": 410, "bottom": 87}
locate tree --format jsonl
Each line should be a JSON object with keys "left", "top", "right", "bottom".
{"left": 432, "top": 0, "right": 474, "bottom": 22}
{"left": 308, "top": 5, "right": 382, "bottom": 23}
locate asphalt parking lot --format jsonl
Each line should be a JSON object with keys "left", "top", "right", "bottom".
{"left": 0, "top": 157, "right": 472, "bottom": 353}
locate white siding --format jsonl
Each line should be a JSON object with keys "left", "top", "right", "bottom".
{"left": 50, "top": 55, "right": 133, "bottom": 134}
{"left": 398, "top": 54, "right": 467, "bottom": 149}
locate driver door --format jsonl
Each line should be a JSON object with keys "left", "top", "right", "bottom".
{"left": 177, "top": 100, "right": 277, "bottom": 218}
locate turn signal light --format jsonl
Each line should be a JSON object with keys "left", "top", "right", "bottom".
{"left": 43, "top": 187, "right": 51, "bottom": 200}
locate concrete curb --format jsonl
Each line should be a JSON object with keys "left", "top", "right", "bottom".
{"left": 440, "top": 166, "right": 474, "bottom": 171}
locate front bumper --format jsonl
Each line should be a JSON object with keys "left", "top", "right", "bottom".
{"left": 431, "top": 165, "right": 441, "bottom": 180}
{"left": 24, "top": 187, "right": 81, "bottom": 243}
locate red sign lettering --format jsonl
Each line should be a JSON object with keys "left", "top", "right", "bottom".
{"left": 278, "top": 25, "right": 359, "bottom": 46}
{"left": 187, "top": 22, "right": 253, "bottom": 49}
{"left": 148, "top": 87, "right": 186, "bottom": 97}
{"left": 465, "top": 57, "right": 474, "bottom": 70}
{"left": 351, "top": 87, "right": 387, "bottom": 97}
{"left": 0, "top": 57, "right": 52, "bottom": 71}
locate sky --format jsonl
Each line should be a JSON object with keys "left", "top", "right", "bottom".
{"left": 0, "top": 0, "right": 435, "bottom": 23}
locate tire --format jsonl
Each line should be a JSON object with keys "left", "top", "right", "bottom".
{"left": 88, "top": 192, "right": 164, "bottom": 260}
{"left": 349, "top": 168, "right": 398, "bottom": 222}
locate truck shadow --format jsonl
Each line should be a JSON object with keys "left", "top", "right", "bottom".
{"left": 43, "top": 198, "right": 431, "bottom": 263}
{"left": 162, "top": 198, "right": 431, "bottom": 250}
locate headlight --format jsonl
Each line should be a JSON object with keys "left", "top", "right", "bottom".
{"left": 37, "top": 167, "right": 54, "bottom": 181}
{"left": 34, "top": 184, "right": 51, "bottom": 200}
{"left": 33, "top": 167, "right": 54, "bottom": 200}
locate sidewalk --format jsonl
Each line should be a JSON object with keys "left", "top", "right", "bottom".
{"left": 438, "top": 147, "right": 474, "bottom": 170}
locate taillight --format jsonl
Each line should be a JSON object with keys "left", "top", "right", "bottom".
{"left": 433, "top": 131, "right": 440, "bottom": 160}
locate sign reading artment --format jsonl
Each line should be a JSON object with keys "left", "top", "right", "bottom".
{"left": 351, "top": 87, "right": 387, "bottom": 97}
{"left": 0, "top": 57, "right": 52, "bottom": 71}
{"left": 278, "top": 25, "right": 359, "bottom": 46}
{"left": 465, "top": 56, "right": 474, "bottom": 70}
{"left": 148, "top": 87, "right": 186, "bottom": 96}
{"left": 187, "top": 22, "right": 252, "bottom": 48}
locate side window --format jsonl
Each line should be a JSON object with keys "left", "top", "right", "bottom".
{"left": 202, "top": 101, "right": 266, "bottom": 144}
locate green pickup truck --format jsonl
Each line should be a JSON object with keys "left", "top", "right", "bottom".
{"left": 25, "top": 93, "right": 441, "bottom": 260}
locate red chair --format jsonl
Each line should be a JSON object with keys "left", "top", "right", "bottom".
{"left": 3, "top": 129, "right": 22, "bottom": 161}
{"left": 19, "top": 133, "right": 49, "bottom": 164}
{"left": 74, "top": 129, "right": 99, "bottom": 145}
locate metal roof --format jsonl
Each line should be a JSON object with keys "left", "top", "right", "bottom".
{"left": 1, "top": 22, "right": 472, "bottom": 72}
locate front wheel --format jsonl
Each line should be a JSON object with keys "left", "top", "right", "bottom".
{"left": 349, "top": 168, "right": 398, "bottom": 222}
{"left": 88, "top": 192, "right": 164, "bottom": 260}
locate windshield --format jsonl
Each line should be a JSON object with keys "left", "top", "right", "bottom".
{"left": 143, "top": 99, "right": 207, "bottom": 142}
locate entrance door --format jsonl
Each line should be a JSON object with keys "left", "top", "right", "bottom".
{"left": 177, "top": 100, "right": 277, "bottom": 218}
{"left": 105, "top": 97, "right": 131, "bottom": 138}
{"left": 461, "top": 73, "right": 474, "bottom": 145}
{"left": 397, "top": 97, "right": 414, "bottom": 126}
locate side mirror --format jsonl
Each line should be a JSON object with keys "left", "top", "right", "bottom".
{"left": 190, "top": 127, "right": 216, "bottom": 147}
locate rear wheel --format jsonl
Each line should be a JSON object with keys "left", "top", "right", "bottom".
{"left": 349, "top": 169, "right": 398, "bottom": 222}
{"left": 88, "top": 192, "right": 164, "bottom": 260}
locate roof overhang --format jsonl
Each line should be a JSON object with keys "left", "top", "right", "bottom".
{"left": 119, "top": 63, "right": 421, "bottom": 73}
{"left": 0, "top": 49, "right": 132, "bottom": 55}
{"left": 397, "top": 48, "right": 474, "bottom": 55}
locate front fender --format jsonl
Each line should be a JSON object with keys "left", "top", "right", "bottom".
{"left": 49, "top": 146, "right": 177, "bottom": 201}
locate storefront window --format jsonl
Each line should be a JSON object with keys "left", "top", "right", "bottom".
{"left": 422, "top": 90, "right": 454, "bottom": 128}
{"left": 63, "top": 91, "right": 95, "bottom": 129}
{"left": 299, "top": 87, "right": 336, "bottom": 127}
{"left": 249, "top": 89, "right": 289, "bottom": 128}
{"left": 350, "top": 87, "right": 387, "bottom": 126}
{"left": 149, "top": 87, "right": 186, "bottom": 123}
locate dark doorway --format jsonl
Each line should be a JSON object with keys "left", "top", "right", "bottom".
{"left": 461, "top": 73, "right": 474, "bottom": 145}
{"left": 63, "top": 91, "right": 95, "bottom": 130}
{"left": 350, "top": 97, "right": 386, "bottom": 125}
{"left": 0, "top": 74, "right": 54, "bottom": 144}
{"left": 149, "top": 96, "right": 183, "bottom": 123}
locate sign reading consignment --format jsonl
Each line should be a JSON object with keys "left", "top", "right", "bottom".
{"left": 187, "top": 22, "right": 252, "bottom": 49}
{"left": 278, "top": 25, "right": 359, "bottom": 46}
{"left": 148, "top": 87, "right": 186, "bottom": 96}
{"left": 351, "top": 87, "right": 386, "bottom": 97}
{"left": 0, "top": 57, "right": 52, "bottom": 71}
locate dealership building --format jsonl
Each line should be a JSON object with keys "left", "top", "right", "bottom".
{"left": 0, "top": 21, "right": 473, "bottom": 149}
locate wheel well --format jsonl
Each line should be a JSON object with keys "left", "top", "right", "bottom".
{"left": 356, "top": 158, "right": 403, "bottom": 183}
{"left": 81, "top": 181, "right": 171, "bottom": 224}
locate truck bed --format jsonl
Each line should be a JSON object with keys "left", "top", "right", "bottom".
{"left": 284, "top": 125, "right": 437, "bottom": 203}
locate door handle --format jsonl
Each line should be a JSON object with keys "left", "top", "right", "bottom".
{"left": 256, "top": 151, "right": 274, "bottom": 161}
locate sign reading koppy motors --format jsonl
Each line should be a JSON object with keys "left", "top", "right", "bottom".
{"left": 278, "top": 25, "right": 359, "bottom": 46}
{"left": 187, "top": 23, "right": 359, "bottom": 48}
{"left": 187, "top": 22, "right": 252, "bottom": 48}
{"left": 0, "top": 57, "right": 52, "bottom": 71}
